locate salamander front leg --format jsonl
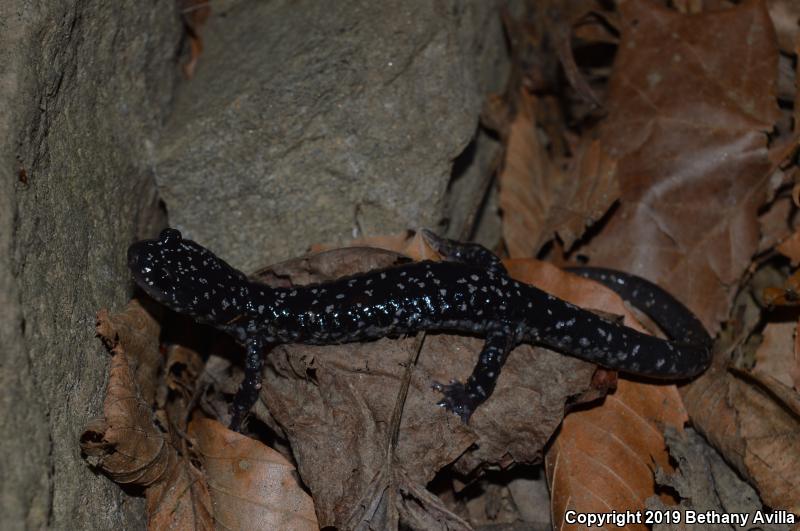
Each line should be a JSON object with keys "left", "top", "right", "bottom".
{"left": 434, "top": 327, "right": 515, "bottom": 422}
{"left": 229, "top": 338, "right": 265, "bottom": 431}
{"left": 421, "top": 229, "right": 508, "bottom": 275}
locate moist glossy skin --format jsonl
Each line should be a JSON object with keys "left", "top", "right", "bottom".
{"left": 128, "top": 228, "right": 712, "bottom": 427}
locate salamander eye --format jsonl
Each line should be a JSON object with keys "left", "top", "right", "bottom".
{"left": 159, "top": 228, "right": 183, "bottom": 243}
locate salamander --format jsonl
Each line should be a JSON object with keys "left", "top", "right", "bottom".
{"left": 127, "top": 228, "right": 712, "bottom": 429}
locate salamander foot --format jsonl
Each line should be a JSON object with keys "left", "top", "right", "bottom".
{"left": 433, "top": 380, "right": 480, "bottom": 423}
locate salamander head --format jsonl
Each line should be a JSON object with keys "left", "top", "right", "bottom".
{"left": 127, "top": 228, "right": 251, "bottom": 325}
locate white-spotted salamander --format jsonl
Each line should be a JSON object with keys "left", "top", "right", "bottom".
{"left": 128, "top": 228, "right": 712, "bottom": 429}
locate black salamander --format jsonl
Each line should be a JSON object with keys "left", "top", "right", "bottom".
{"left": 127, "top": 228, "right": 712, "bottom": 429}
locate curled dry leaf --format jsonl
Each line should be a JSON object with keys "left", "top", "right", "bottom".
{"left": 499, "top": 90, "right": 619, "bottom": 257}
{"left": 161, "top": 343, "right": 207, "bottom": 433}
{"left": 252, "top": 246, "right": 600, "bottom": 528}
{"left": 95, "top": 299, "right": 162, "bottom": 405}
{"left": 177, "top": 0, "right": 211, "bottom": 79}
{"left": 647, "top": 428, "right": 787, "bottom": 531}
{"left": 81, "top": 301, "right": 213, "bottom": 530}
{"left": 188, "top": 418, "right": 318, "bottom": 531}
{"left": 682, "top": 363, "right": 800, "bottom": 514}
{"left": 575, "top": 0, "right": 781, "bottom": 334}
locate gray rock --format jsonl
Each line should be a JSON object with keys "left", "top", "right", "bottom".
{"left": 157, "top": 0, "right": 508, "bottom": 271}
{"left": 0, "top": 1, "right": 180, "bottom": 528}
{"left": 0, "top": 1, "right": 509, "bottom": 528}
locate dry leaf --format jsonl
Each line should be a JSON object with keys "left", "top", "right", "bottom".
{"left": 499, "top": 91, "right": 619, "bottom": 256}
{"left": 81, "top": 301, "right": 213, "bottom": 530}
{"left": 189, "top": 419, "right": 318, "bottom": 531}
{"left": 647, "top": 428, "right": 788, "bottom": 531}
{"left": 574, "top": 0, "right": 780, "bottom": 333}
{"left": 177, "top": 0, "right": 211, "bottom": 79}
{"left": 754, "top": 320, "right": 798, "bottom": 389}
{"left": 548, "top": 381, "right": 687, "bottom": 531}
{"left": 777, "top": 230, "right": 800, "bottom": 266}
{"left": 682, "top": 364, "right": 800, "bottom": 514}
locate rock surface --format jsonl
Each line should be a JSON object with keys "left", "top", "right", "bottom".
{"left": 0, "top": 2, "right": 180, "bottom": 528}
{"left": 157, "top": 0, "right": 508, "bottom": 271}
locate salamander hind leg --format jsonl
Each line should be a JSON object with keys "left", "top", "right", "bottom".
{"left": 421, "top": 229, "right": 507, "bottom": 275}
{"left": 433, "top": 327, "right": 515, "bottom": 423}
{"left": 229, "top": 338, "right": 266, "bottom": 431}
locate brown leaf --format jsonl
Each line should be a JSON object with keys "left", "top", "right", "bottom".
{"left": 755, "top": 320, "right": 799, "bottom": 390}
{"left": 760, "top": 195, "right": 796, "bottom": 255}
{"left": 83, "top": 302, "right": 172, "bottom": 486}
{"left": 162, "top": 343, "right": 207, "bottom": 433}
{"left": 177, "top": 0, "right": 211, "bottom": 79}
{"left": 188, "top": 419, "right": 318, "bottom": 530}
{"left": 81, "top": 302, "right": 214, "bottom": 530}
{"left": 647, "top": 428, "right": 783, "bottom": 530}
{"left": 575, "top": 0, "right": 780, "bottom": 333}
{"left": 146, "top": 459, "right": 214, "bottom": 531}
{"left": 548, "top": 381, "right": 687, "bottom": 531}
{"left": 499, "top": 90, "right": 619, "bottom": 256}
{"left": 95, "top": 299, "right": 163, "bottom": 405}
{"left": 682, "top": 364, "right": 800, "bottom": 514}
{"left": 763, "top": 268, "right": 800, "bottom": 307}
{"left": 776, "top": 229, "right": 800, "bottom": 266}
{"left": 768, "top": 0, "right": 800, "bottom": 53}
